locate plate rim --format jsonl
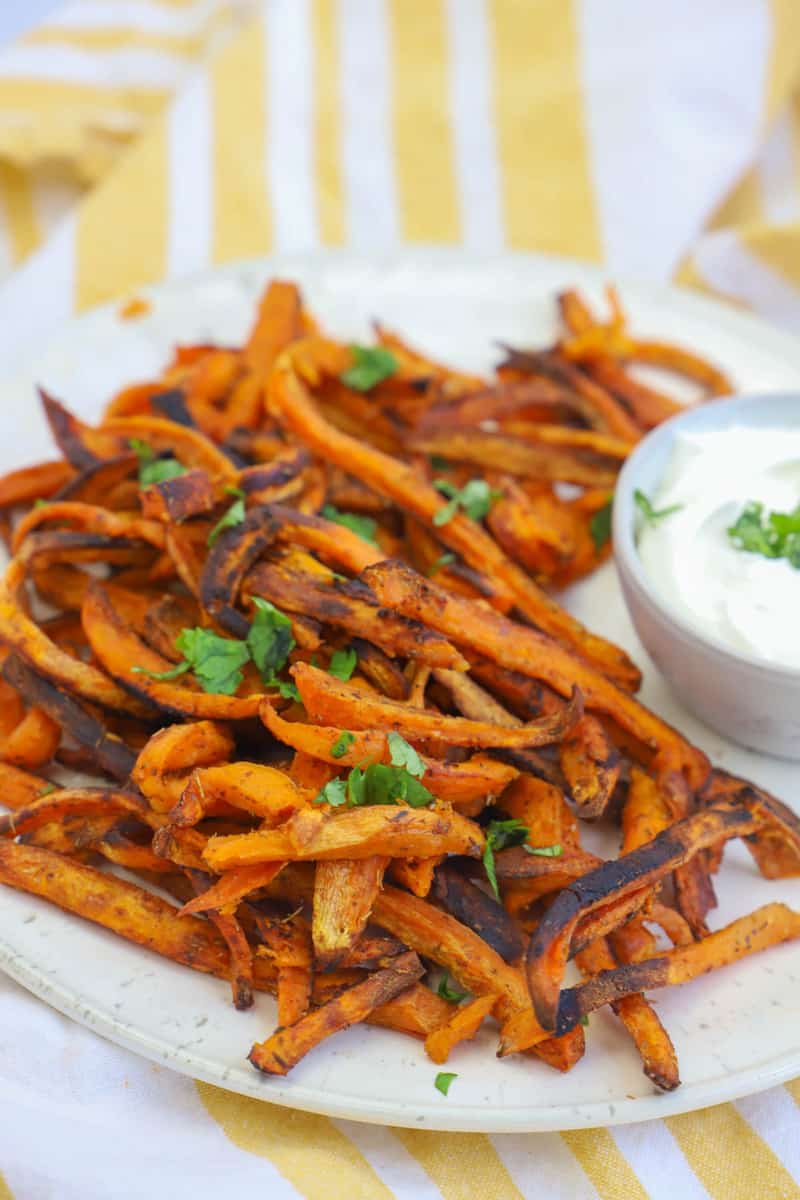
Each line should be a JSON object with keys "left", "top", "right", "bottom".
{"left": 4, "top": 246, "right": 800, "bottom": 1133}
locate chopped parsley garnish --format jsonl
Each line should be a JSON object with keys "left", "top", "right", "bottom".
{"left": 590, "top": 497, "right": 613, "bottom": 550}
{"left": 33, "top": 498, "right": 50, "bottom": 510}
{"left": 313, "top": 737, "right": 433, "bottom": 809}
{"left": 427, "top": 551, "right": 456, "bottom": 576}
{"left": 340, "top": 345, "right": 398, "bottom": 392}
{"left": 437, "top": 974, "right": 468, "bottom": 1004}
{"left": 316, "top": 778, "right": 349, "bottom": 808}
{"left": 434, "top": 1072, "right": 458, "bottom": 1096}
{"left": 482, "top": 818, "right": 529, "bottom": 900}
{"left": 580, "top": 1014, "right": 589, "bottom": 1026}
{"left": 634, "top": 488, "right": 682, "bottom": 528}
{"left": 129, "top": 437, "right": 187, "bottom": 488}
{"left": 38, "top": 782, "right": 56, "bottom": 796}
{"left": 328, "top": 647, "right": 358, "bottom": 681}
{"left": 321, "top": 503, "right": 379, "bottom": 546}
{"left": 387, "top": 731, "right": 425, "bottom": 778}
{"left": 330, "top": 731, "right": 356, "bottom": 759}
{"left": 429, "top": 454, "right": 451, "bottom": 471}
{"left": 432, "top": 478, "right": 502, "bottom": 527}
{"left": 207, "top": 487, "right": 246, "bottom": 546}
{"left": 132, "top": 597, "right": 296, "bottom": 696}
{"left": 523, "top": 843, "right": 563, "bottom": 858}
{"left": 727, "top": 500, "right": 800, "bottom": 568}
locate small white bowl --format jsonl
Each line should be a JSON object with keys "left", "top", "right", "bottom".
{"left": 613, "top": 392, "right": 800, "bottom": 760}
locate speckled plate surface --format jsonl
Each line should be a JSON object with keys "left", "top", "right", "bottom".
{"left": 1, "top": 251, "right": 800, "bottom": 1132}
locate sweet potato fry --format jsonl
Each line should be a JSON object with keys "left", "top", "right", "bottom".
{"left": 99, "top": 415, "right": 238, "bottom": 481}
{"left": 0, "top": 559, "right": 152, "bottom": 717}
{"left": 559, "top": 715, "right": 620, "bottom": 819}
{"left": 0, "top": 705, "right": 60, "bottom": 769}
{"left": 248, "top": 950, "right": 424, "bottom": 1075}
{"left": 409, "top": 428, "right": 623, "bottom": 487}
{"left": 82, "top": 583, "right": 264, "bottom": 720}
{"left": 3, "top": 654, "right": 135, "bottom": 783}
{"left": 313, "top": 856, "right": 388, "bottom": 968}
{"left": 292, "top": 662, "right": 582, "bottom": 750}
{"left": 575, "top": 935, "right": 679, "bottom": 1090}
{"left": 526, "top": 803, "right": 761, "bottom": 1031}
{"left": 268, "top": 357, "right": 639, "bottom": 686}
{"left": 0, "top": 787, "right": 158, "bottom": 840}
{"left": 244, "top": 279, "right": 304, "bottom": 375}
{"left": 424, "top": 993, "right": 497, "bottom": 1064}
{"left": 621, "top": 767, "right": 673, "bottom": 853}
{"left": 364, "top": 561, "right": 707, "bottom": 785}
{"left": 179, "top": 862, "right": 285, "bottom": 915}
{"left": 0, "top": 840, "right": 230, "bottom": 977}
{"left": 170, "top": 763, "right": 306, "bottom": 826}
{"left": 557, "top": 903, "right": 800, "bottom": 1034}
{"left": 0, "top": 761, "right": 53, "bottom": 810}
{"left": 0, "top": 459, "right": 75, "bottom": 508}
{"left": 203, "top": 805, "right": 485, "bottom": 870}
{"left": 433, "top": 862, "right": 525, "bottom": 963}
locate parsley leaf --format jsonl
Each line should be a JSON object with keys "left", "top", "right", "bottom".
{"left": 38, "top": 782, "right": 56, "bottom": 796}
{"left": 580, "top": 1014, "right": 589, "bottom": 1026}
{"left": 340, "top": 345, "right": 398, "bottom": 392}
{"left": 437, "top": 975, "right": 468, "bottom": 1004}
{"left": 387, "top": 731, "right": 425, "bottom": 779}
{"left": 331, "top": 731, "right": 355, "bottom": 759}
{"left": 314, "top": 778, "right": 348, "bottom": 807}
{"left": 482, "top": 818, "right": 529, "bottom": 900}
{"left": 247, "top": 598, "right": 295, "bottom": 681}
{"left": 175, "top": 627, "right": 251, "bottom": 694}
{"left": 33, "top": 498, "right": 50, "bottom": 510}
{"left": 523, "top": 843, "right": 563, "bottom": 858}
{"left": 347, "top": 762, "right": 434, "bottom": 809}
{"left": 270, "top": 677, "right": 301, "bottom": 702}
{"left": 634, "top": 489, "right": 682, "bottom": 527}
{"left": 321, "top": 503, "right": 379, "bottom": 546}
{"left": 328, "top": 647, "right": 358, "bottom": 681}
{"left": 129, "top": 437, "right": 187, "bottom": 488}
{"left": 728, "top": 500, "right": 800, "bottom": 568}
{"left": 429, "top": 454, "right": 451, "bottom": 471}
{"left": 434, "top": 1072, "right": 458, "bottom": 1096}
{"left": 427, "top": 551, "right": 456, "bottom": 576}
{"left": 590, "top": 497, "right": 613, "bottom": 550}
{"left": 208, "top": 495, "right": 245, "bottom": 546}
{"left": 132, "top": 660, "right": 193, "bottom": 682}
{"left": 432, "top": 478, "right": 502, "bottom": 527}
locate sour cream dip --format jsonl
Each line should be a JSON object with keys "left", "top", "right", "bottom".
{"left": 637, "top": 427, "right": 800, "bottom": 668}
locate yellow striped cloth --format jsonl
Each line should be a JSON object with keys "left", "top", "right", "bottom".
{"left": 2, "top": 3, "right": 800, "bottom": 1199}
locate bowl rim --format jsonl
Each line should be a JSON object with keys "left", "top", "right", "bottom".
{"left": 612, "top": 391, "right": 800, "bottom": 683}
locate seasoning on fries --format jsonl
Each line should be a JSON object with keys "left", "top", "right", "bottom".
{"left": 0, "top": 277, "right": 798, "bottom": 1092}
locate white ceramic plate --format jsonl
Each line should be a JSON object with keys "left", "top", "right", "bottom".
{"left": 2, "top": 250, "right": 800, "bottom": 1133}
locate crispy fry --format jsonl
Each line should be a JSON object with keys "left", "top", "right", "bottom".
{"left": 249, "top": 950, "right": 424, "bottom": 1075}
{"left": 424, "top": 993, "right": 497, "bottom": 1064}
{"left": 292, "top": 661, "right": 582, "bottom": 750}
{"left": 204, "top": 805, "right": 485, "bottom": 870}
{"left": 170, "top": 763, "right": 306, "bottom": 826}
{"left": 559, "top": 715, "right": 621, "bottom": 819}
{"left": 313, "top": 856, "right": 388, "bottom": 968}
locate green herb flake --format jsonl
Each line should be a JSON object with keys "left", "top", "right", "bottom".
{"left": 634, "top": 489, "right": 683, "bottom": 528}
{"left": 340, "top": 345, "right": 398, "bottom": 392}
{"left": 33, "top": 498, "right": 50, "bottom": 510}
{"left": 175, "top": 627, "right": 251, "bottom": 695}
{"left": 207, "top": 495, "right": 246, "bottom": 546}
{"left": 131, "top": 660, "right": 193, "bottom": 682}
{"left": 331, "top": 731, "right": 356, "bottom": 759}
{"left": 38, "top": 783, "right": 56, "bottom": 796}
{"left": 434, "top": 1072, "right": 458, "bottom": 1097}
{"left": 321, "top": 503, "right": 379, "bottom": 547}
{"left": 728, "top": 500, "right": 800, "bottom": 568}
{"left": 427, "top": 551, "right": 456, "bottom": 577}
{"left": 580, "top": 1014, "right": 589, "bottom": 1026}
{"left": 272, "top": 677, "right": 301, "bottom": 703}
{"left": 129, "top": 437, "right": 187, "bottom": 488}
{"left": 346, "top": 762, "right": 434, "bottom": 809}
{"left": 328, "top": 647, "right": 358, "bottom": 681}
{"left": 247, "top": 597, "right": 295, "bottom": 682}
{"left": 314, "top": 778, "right": 348, "bottom": 807}
{"left": 387, "top": 731, "right": 426, "bottom": 779}
{"left": 523, "top": 843, "right": 563, "bottom": 858}
{"left": 429, "top": 454, "right": 451, "bottom": 471}
{"left": 432, "top": 478, "right": 502, "bottom": 527}
{"left": 437, "top": 975, "right": 468, "bottom": 1004}
{"left": 590, "top": 497, "right": 613, "bottom": 550}
{"left": 482, "top": 818, "right": 529, "bottom": 901}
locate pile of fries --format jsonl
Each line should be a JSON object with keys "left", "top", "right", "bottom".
{"left": 0, "top": 278, "right": 799, "bottom": 1091}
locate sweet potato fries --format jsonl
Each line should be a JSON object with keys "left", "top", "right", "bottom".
{"left": 0, "top": 278, "right": 797, "bottom": 1093}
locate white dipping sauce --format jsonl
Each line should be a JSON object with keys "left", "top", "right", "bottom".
{"left": 638, "top": 428, "right": 800, "bottom": 667}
